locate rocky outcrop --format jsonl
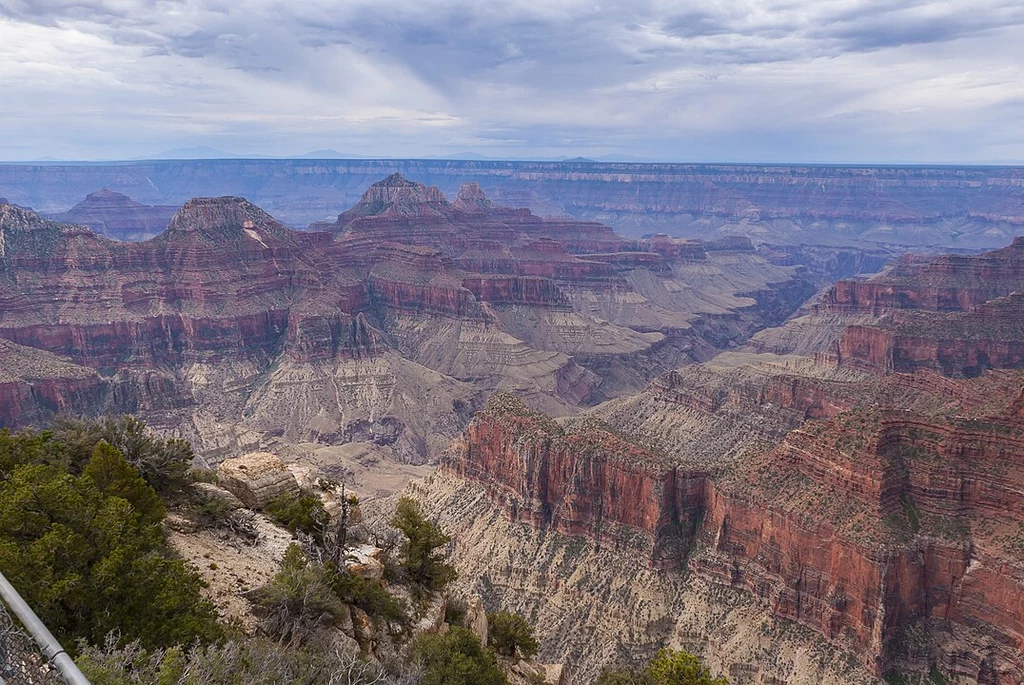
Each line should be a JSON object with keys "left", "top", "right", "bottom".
{"left": 443, "top": 395, "right": 698, "bottom": 567}
{"left": 441, "top": 374, "right": 1024, "bottom": 682}
{"left": 344, "top": 544, "right": 385, "bottom": 582}
{"left": 0, "top": 339, "right": 110, "bottom": 425}
{"left": 410, "top": 473, "right": 880, "bottom": 685}
{"left": 47, "top": 189, "right": 177, "bottom": 241}
{"left": 823, "top": 239, "right": 1024, "bottom": 376}
{"left": 216, "top": 452, "right": 301, "bottom": 509}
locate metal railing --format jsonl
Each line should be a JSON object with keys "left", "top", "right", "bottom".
{"left": 0, "top": 572, "right": 90, "bottom": 685}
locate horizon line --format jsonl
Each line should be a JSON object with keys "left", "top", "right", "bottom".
{"left": 2, "top": 157, "right": 1024, "bottom": 169}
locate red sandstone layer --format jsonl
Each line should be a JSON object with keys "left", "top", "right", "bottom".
{"left": 444, "top": 389, "right": 1024, "bottom": 682}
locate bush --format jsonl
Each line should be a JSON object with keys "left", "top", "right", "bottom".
{"left": 76, "top": 633, "right": 415, "bottom": 685}
{"left": 487, "top": 611, "right": 539, "bottom": 659}
{"left": 596, "top": 649, "right": 728, "bottom": 685}
{"left": 646, "top": 649, "right": 727, "bottom": 685}
{"left": 266, "top": 491, "right": 329, "bottom": 538}
{"left": 390, "top": 496, "right": 457, "bottom": 597}
{"left": 444, "top": 597, "right": 468, "bottom": 627}
{"left": 332, "top": 571, "right": 410, "bottom": 630}
{"left": 249, "top": 544, "right": 348, "bottom": 646}
{"left": 51, "top": 416, "right": 194, "bottom": 495}
{"left": 191, "top": 495, "right": 258, "bottom": 541}
{"left": 187, "top": 467, "right": 219, "bottom": 485}
{"left": 414, "top": 626, "right": 507, "bottom": 685}
{"left": 251, "top": 544, "right": 411, "bottom": 644}
{"left": 0, "top": 431, "right": 221, "bottom": 652}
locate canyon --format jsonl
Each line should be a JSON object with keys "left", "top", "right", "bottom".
{"left": 4, "top": 168, "right": 1024, "bottom": 684}
{"left": 427, "top": 239, "right": 1024, "bottom": 683}
{"left": 2, "top": 160, "right": 1023, "bottom": 248}
{"left": 0, "top": 174, "right": 813, "bottom": 466}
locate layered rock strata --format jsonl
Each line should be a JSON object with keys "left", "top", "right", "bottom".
{"left": 440, "top": 388, "right": 1024, "bottom": 683}
{"left": 821, "top": 239, "right": 1024, "bottom": 375}
{"left": 0, "top": 178, "right": 813, "bottom": 461}
{"left": 47, "top": 189, "right": 177, "bottom": 241}
{"left": 217, "top": 451, "right": 301, "bottom": 509}
{"left": 3, "top": 160, "right": 1022, "bottom": 249}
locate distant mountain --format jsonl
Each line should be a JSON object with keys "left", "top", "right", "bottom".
{"left": 138, "top": 146, "right": 249, "bottom": 160}
{"left": 297, "top": 150, "right": 370, "bottom": 159}
{"left": 2, "top": 160, "right": 1023, "bottom": 248}
{"left": 441, "top": 152, "right": 497, "bottom": 160}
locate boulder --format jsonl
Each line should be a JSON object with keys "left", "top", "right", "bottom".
{"left": 191, "top": 482, "right": 244, "bottom": 510}
{"left": 465, "top": 594, "right": 489, "bottom": 646}
{"left": 351, "top": 607, "right": 375, "bottom": 653}
{"left": 328, "top": 626, "right": 360, "bottom": 655}
{"left": 344, "top": 544, "right": 385, "bottom": 582}
{"left": 414, "top": 594, "right": 447, "bottom": 634}
{"left": 216, "top": 452, "right": 300, "bottom": 510}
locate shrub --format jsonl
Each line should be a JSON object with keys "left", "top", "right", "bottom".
{"left": 0, "top": 433, "right": 221, "bottom": 652}
{"left": 332, "top": 571, "right": 410, "bottom": 630}
{"left": 597, "top": 649, "right": 728, "bottom": 685}
{"left": 251, "top": 544, "right": 411, "bottom": 644}
{"left": 390, "top": 496, "right": 457, "bottom": 597}
{"left": 414, "top": 626, "right": 507, "bottom": 685}
{"left": 187, "top": 467, "right": 219, "bottom": 484}
{"left": 249, "top": 544, "right": 347, "bottom": 646}
{"left": 192, "top": 497, "right": 258, "bottom": 541}
{"left": 51, "top": 416, "right": 194, "bottom": 495}
{"left": 266, "top": 491, "right": 329, "bottom": 538}
{"left": 645, "top": 649, "right": 728, "bottom": 685}
{"left": 444, "top": 597, "right": 468, "bottom": 627}
{"left": 487, "top": 611, "right": 539, "bottom": 659}
{"left": 84, "top": 441, "right": 166, "bottom": 524}
{"left": 77, "top": 633, "right": 415, "bottom": 685}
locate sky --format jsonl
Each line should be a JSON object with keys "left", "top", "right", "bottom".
{"left": 0, "top": 0, "right": 1022, "bottom": 163}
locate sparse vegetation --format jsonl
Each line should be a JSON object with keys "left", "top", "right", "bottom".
{"left": 487, "top": 611, "right": 539, "bottom": 659}
{"left": 390, "top": 496, "right": 458, "bottom": 597}
{"left": 248, "top": 544, "right": 349, "bottom": 646}
{"left": 76, "top": 633, "right": 416, "bottom": 685}
{"left": 596, "top": 649, "right": 728, "bottom": 685}
{"left": 266, "top": 490, "right": 330, "bottom": 538}
{"left": 251, "top": 536, "right": 413, "bottom": 647}
{"left": 0, "top": 428, "right": 221, "bottom": 652}
{"left": 414, "top": 626, "right": 507, "bottom": 685}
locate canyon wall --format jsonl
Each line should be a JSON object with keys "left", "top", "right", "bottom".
{"left": 441, "top": 392, "right": 1024, "bottom": 682}
{"left": 823, "top": 238, "right": 1024, "bottom": 376}
{"left": 0, "top": 176, "right": 814, "bottom": 462}
{"left": 2, "top": 160, "right": 1022, "bottom": 248}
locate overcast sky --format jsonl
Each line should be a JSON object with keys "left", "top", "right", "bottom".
{"left": 0, "top": 0, "right": 1022, "bottom": 163}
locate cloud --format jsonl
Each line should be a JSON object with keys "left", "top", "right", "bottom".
{"left": 0, "top": 0, "right": 1021, "bottom": 161}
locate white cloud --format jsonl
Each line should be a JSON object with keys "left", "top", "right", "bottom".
{"left": 0, "top": 0, "right": 1021, "bottom": 161}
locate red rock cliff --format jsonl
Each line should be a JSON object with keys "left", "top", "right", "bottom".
{"left": 824, "top": 239, "right": 1024, "bottom": 376}
{"left": 444, "top": 387, "right": 1024, "bottom": 682}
